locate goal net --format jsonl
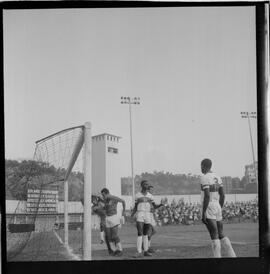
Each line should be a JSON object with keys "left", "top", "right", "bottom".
{"left": 6, "top": 123, "right": 92, "bottom": 261}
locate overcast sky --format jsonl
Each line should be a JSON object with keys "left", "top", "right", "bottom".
{"left": 4, "top": 7, "right": 257, "bottom": 178}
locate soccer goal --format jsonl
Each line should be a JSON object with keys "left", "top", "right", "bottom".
{"left": 6, "top": 122, "right": 92, "bottom": 261}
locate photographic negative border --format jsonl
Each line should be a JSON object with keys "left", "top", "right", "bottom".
{"left": 0, "top": 1, "right": 269, "bottom": 274}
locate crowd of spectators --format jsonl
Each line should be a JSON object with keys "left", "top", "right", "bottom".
{"left": 152, "top": 198, "right": 258, "bottom": 226}
{"left": 222, "top": 200, "right": 258, "bottom": 222}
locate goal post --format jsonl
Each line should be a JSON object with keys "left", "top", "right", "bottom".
{"left": 6, "top": 122, "right": 92, "bottom": 261}
{"left": 62, "top": 122, "right": 92, "bottom": 260}
{"left": 83, "top": 122, "right": 92, "bottom": 260}
{"left": 63, "top": 126, "right": 85, "bottom": 247}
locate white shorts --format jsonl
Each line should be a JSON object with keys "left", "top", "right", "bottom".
{"left": 205, "top": 202, "right": 222, "bottom": 221}
{"left": 136, "top": 211, "right": 152, "bottom": 224}
{"left": 105, "top": 214, "right": 121, "bottom": 228}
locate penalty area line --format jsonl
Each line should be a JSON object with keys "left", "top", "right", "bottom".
{"left": 53, "top": 230, "right": 81, "bottom": 261}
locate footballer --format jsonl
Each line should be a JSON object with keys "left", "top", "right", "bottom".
{"left": 101, "top": 188, "right": 126, "bottom": 257}
{"left": 200, "top": 158, "right": 236, "bottom": 258}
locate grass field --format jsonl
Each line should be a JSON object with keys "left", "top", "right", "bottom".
{"left": 9, "top": 222, "right": 258, "bottom": 261}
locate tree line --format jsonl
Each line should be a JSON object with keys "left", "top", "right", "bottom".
{"left": 121, "top": 171, "right": 257, "bottom": 195}
{"left": 5, "top": 159, "right": 84, "bottom": 201}
{"left": 5, "top": 160, "right": 257, "bottom": 201}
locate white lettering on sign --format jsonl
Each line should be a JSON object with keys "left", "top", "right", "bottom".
{"left": 28, "top": 189, "right": 58, "bottom": 195}
{"left": 27, "top": 188, "right": 59, "bottom": 214}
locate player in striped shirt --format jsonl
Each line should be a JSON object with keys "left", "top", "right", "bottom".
{"left": 200, "top": 158, "right": 236, "bottom": 258}
{"left": 145, "top": 185, "right": 164, "bottom": 253}
{"left": 131, "top": 180, "right": 161, "bottom": 257}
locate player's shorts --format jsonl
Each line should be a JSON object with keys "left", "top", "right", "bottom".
{"left": 205, "top": 202, "right": 222, "bottom": 221}
{"left": 105, "top": 214, "right": 121, "bottom": 228}
{"left": 136, "top": 211, "right": 152, "bottom": 224}
{"left": 150, "top": 213, "right": 156, "bottom": 227}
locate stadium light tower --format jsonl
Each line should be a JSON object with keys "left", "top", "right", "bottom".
{"left": 240, "top": 111, "right": 257, "bottom": 185}
{"left": 121, "top": 96, "right": 140, "bottom": 206}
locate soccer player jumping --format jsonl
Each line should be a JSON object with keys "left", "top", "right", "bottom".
{"left": 200, "top": 158, "right": 236, "bottom": 258}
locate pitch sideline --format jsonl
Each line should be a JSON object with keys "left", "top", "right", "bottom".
{"left": 158, "top": 234, "right": 258, "bottom": 246}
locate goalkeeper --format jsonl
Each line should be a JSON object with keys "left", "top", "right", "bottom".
{"left": 82, "top": 195, "right": 114, "bottom": 255}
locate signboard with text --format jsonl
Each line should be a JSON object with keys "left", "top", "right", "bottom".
{"left": 27, "top": 189, "right": 58, "bottom": 213}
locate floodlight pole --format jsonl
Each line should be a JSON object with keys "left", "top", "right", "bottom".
{"left": 129, "top": 102, "right": 135, "bottom": 206}
{"left": 121, "top": 97, "right": 140, "bottom": 206}
{"left": 240, "top": 112, "right": 257, "bottom": 185}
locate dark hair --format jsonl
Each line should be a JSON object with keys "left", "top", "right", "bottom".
{"left": 101, "top": 188, "right": 109, "bottom": 194}
{"left": 201, "top": 158, "right": 212, "bottom": 169}
{"left": 91, "top": 195, "right": 99, "bottom": 202}
{"left": 141, "top": 180, "right": 148, "bottom": 187}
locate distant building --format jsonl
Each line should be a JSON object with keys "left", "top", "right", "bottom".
{"left": 221, "top": 176, "right": 233, "bottom": 194}
{"left": 92, "top": 133, "right": 121, "bottom": 197}
{"left": 245, "top": 162, "right": 258, "bottom": 184}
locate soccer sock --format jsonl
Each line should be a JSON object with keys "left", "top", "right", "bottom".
{"left": 100, "top": 231, "right": 105, "bottom": 242}
{"left": 105, "top": 237, "right": 112, "bottom": 252}
{"left": 137, "top": 236, "right": 143, "bottom": 253}
{"left": 143, "top": 235, "right": 149, "bottom": 252}
{"left": 148, "top": 240, "right": 151, "bottom": 248}
{"left": 110, "top": 242, "right": 116, "bottom": 251}
{"left": 221, "top": 237, "right": 236, "bottom": 257}
{"left": 211, "top": 239, "right": 221, "bottom": 258}
{"left": 116, "top": 242, "right": 123, "bottom": 251}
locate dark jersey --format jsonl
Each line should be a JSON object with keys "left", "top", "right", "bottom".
{"left": 104, "top": 194, "right": 122, "bottom": 216}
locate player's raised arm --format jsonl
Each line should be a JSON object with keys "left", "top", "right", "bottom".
{"left": 108, "top": 195, "right": 126, "bottom": 214}
{"left": 107, "top": 194, "right": 122, "bottom": 203}
{"left": 218, "top": 185, "right": 225, "bottom": 208}
{"left": 152, "top": 201, "right": 164, "bottom": 209}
